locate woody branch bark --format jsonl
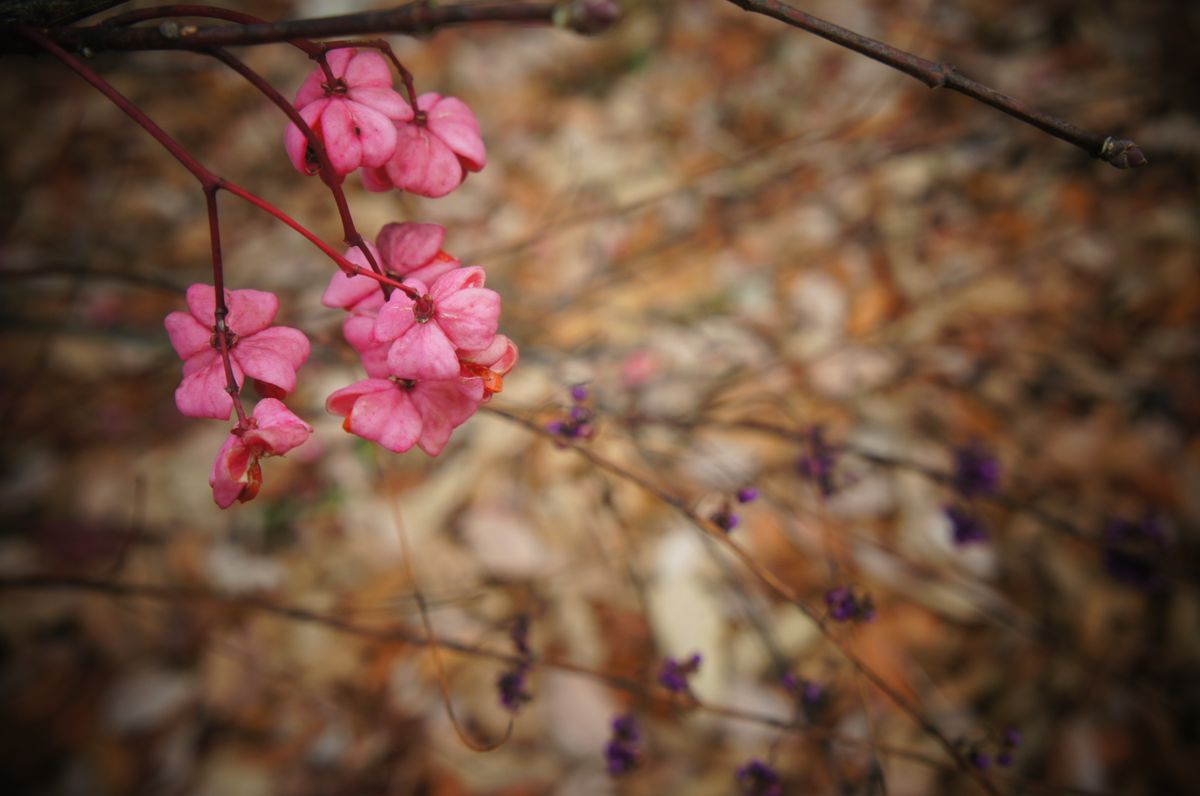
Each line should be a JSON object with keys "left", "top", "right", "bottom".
{"left": 727, "top": 0, "right": 1146, "bottom": 169}
{"left": 0, "top": 0, "right": 621, "bottom": 52}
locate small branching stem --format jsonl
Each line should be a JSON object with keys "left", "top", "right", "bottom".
{"left": 484, "top": 406, "right": 1002, "bottom": 796}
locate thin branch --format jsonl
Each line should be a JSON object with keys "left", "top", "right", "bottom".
{"left": 1, "top": 0, "right": 621, "bottom": 53}
{"left": 726, "top": 0, "right": 1145, "bottom": 169}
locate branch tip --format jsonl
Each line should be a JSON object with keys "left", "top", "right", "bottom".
{"left": 1099, "top": 137, "right": 1147, "bottom": 169}
{"left": 556, "top": 0, "right": 621, "bottom": 35}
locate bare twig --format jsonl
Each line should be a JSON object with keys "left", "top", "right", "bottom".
{"left": 726, "top": 0, "right": 1145, "bottom": 168}
{"left": 482, "top": 405, "right": 1003, "bottom": 796}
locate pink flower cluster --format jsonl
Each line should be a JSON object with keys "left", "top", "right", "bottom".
{"left": 323, "top": 222, "right": 517, "bottom": 456}
{"left": 165, "top": 286, "right": 314, "bottom": 508}
{"left": 165, "top": 47, "right": 508, "bottom": 508}
{"left": 284, "top": 48, "right": 485, "bottom": 198}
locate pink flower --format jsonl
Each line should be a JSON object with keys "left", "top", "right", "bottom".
{"left": 361, "top": 93, "right": 486, "bottom": 198}
{"left": 376, "top": 222, "right": 461, "bottom": 285}
{"left": 165, "top": 284, "right": 310, "bottom": 420}
{"left": 374, "top": 267, "right": 500, "bottom": 381}
{"left": 284, "top": 48, "right": 412, "bottom": 176}
{"left": 210, "top": 399, "right": 313, "bottom": 508}
{"left": 326, "top": 377, "right": 480, "bottom": 456}
{"left": 321, "top": 225, "right": 459, "bottom": 314}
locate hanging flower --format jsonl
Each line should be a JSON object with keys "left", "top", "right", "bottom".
{"left": 165, "top": 285, "right": 310, "bottom": 420}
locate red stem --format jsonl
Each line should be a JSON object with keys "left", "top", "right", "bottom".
{"left": 204, "top": 187, "right": 248, "bottom": 426}
{"left": 20, "top": 26, "right": 419, "bottom": 298}
{"left": 206, "top": 48, "right": 384, "bottom": 279}
{"left": 92, "top": 7, "right": 386, "bottom": 279}
{"left": 319, "top": 38, "right": 420, "bottom": 114}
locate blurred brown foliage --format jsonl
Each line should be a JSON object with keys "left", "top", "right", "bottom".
{"left": 1, "top": 1, "right": 1198, "bottom": 794}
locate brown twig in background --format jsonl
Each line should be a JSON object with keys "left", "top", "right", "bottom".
{"left": 727, "top": 0, "right": 1146, "bottom": 168}
{"left": 483, "top": 405, "right": 1004, "bottom": 796}
{"left": 0, "top": 573, "right": 1117, "bottom": 796}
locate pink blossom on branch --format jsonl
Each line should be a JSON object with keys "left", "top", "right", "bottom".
{"left": 165, "top": 284, "right": 310, "bottom": 420}
{"left": 322, "top": 229, "right": 462, "bottom": 379}
{"left": 374, "top": 266, "right": 500, "bottom": 381}
{"left": 210, "top": 398, "right": 313, "bottom": 508}
{"left": 362, "top": 93, "right": 486, "bottom": 198}
{"left": 376, "top": 222, "right": 461, "bottom": 285}
{"left": 326, "top": 377, "right": 480, "bottom": 456}
{"left": 320, "top": 224, "right": 459, "bottom": 314}
{"left": 284, "top": 48, "right": 412, "bottom": 176}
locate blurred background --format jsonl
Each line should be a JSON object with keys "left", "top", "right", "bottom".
{"left": 1, "top": 0, "right": 1198, "bottom": 793}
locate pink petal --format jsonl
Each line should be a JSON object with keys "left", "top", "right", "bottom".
{"left": 430, "top": 265, "right": 486, "bottom": 300}
{"left": 436, "top": 287, "right": 500, "bottom": 351}
{"left": 386, "top": 322, "right": 459, "bottom": 380}
{"left": 415, "top": 92, "right": 442, "bottom": 113}
{"left": 361, "top": 165, "right": 394, "bottom": 192}
{"left": 377, "top": 222, "right": 445, "bottom": 273}
{"left": 385, "top": 122, "right": 463, "bottom": 199}
{"left": 343, "top": 49, "right": 391, "bottom": 88}
{"left": 164, "top": 311, "right": 210, "bottom": 360}
{"left": 405, "top": 257, "right": 461, "bottom": 286}
{"left": 320, "top": 100, "right": 364, "bottom": 175}
{"left": 225, "top": 289, "right": 280, "bottom": 337}
{"left": 176, "top": 355, "right": 240, "bottom": 420}
{"left": 285, "top": 100, "right": 329, "bottom": 174}
{"left": 348, "top": 86, "right": 412, "bottom": 121}
{"left": 462, "top": 334, "right": 518, "bottom": 374}
{"left": 326, "top": 378, "right": 392, "bottom": 417}
{"left": 181, "top": 347, "right": 219, "bottom": 378}
{"left": 322, "top": 243, "right": 384, "bottom": 309}
{"left": 233, "top": 327, "right": 310, "bottom": 394}
{"left": 347, "top": 102, "right": 399, "bottom": 169}
{"left": 210, "top": 434, "right": 251, "bottom": 509}
{"left": 349, "top": 385, "right": 422, "bottom": 453}
{"left": 425, "top": 95, "right": 486, "bottom": 171}
{"left": 184, "top": 284, "right": 279, "bottom": 336}
{"left": 324, "top": 48, "right": 355, "bottom": 79}
{"left": 411, "top": 379, "right": 480, "bottom": 455}
{"left": 244, "top": 398, "right": 312, "bottom": 455}
{"left": 374, "top": 288, "right": 422, "bottom": 343}
{"left": 293, "top": 55, "right": 339, "bottom": 108}
{"left": 184, "top": 283, "right": 219, "bottom": 327}
{"left": 342, "top": 315, "right": 391, "bottom": 378}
